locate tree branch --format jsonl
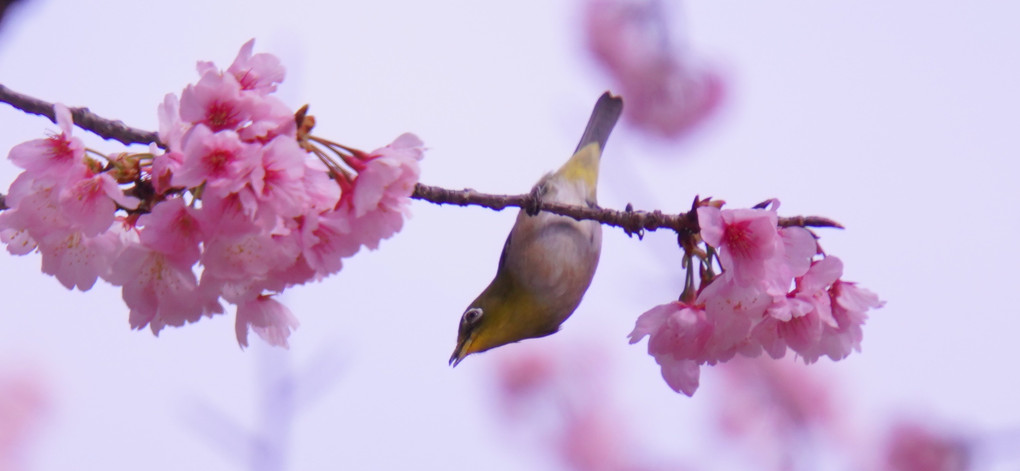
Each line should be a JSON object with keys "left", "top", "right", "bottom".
{"left": 0, "top": 83, "right": 162, "bottom": 147}
{"left": 0, "top": 83, "right": 844, "bottom": 233}
{"left": 411, "top": 183, "right": 842, "bottom": 237}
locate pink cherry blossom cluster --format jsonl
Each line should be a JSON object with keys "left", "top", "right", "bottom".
{"left": 0, "top": 40, "right": 424, "bottom": 348}
{"left": 628, "top": 200, "right": 883, "bottom": 396}
{"left": 584, "top": 0, "right": 723, "bottom": 139}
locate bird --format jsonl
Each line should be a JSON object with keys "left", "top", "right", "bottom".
{"left": 450, "top": 92, "right": 624, "bottom": 367}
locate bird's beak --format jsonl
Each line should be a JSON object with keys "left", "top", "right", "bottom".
{"left": 449, "top": 336, "right": 474, "bottom": 367}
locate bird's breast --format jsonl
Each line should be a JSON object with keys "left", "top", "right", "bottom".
{"left": 504, "top": 209, "right": 602, "bottom": 323}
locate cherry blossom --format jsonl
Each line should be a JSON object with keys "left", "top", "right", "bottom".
{"left": 348, "top": 133, "right": 423, "bottom": 218}
{"left": 179, "top": 71, "right": 253, "bottom": 133}
{"left": 628, "top": 301, "right": 710, "bottom": 396}
{"left": 173, "top": 125, "right": 260, "bottom": 194}
{"left": 0, "top": 175, "right": 61, "bottom": 255}
{"left": 105, "top": 242, "right": 221, "bottom": 334}
{"left": 7, "top": 104, "right": 85, "bottom": 182}
{"left": 820, "top": 279, "right": 884, "bottom": 361}
{"left": 697, "top": 205, "right": 780, "bottom": 286}
{"left": 250, "top": 136, "right": 308, "bottom": 218}
{"left": 291, "top": 209, "right": 357, "bottom": 280}
{"left": 0, "top": 40, "right": 424, "bottom": 348}
{"left": 38, "top": 226, "right": 124, "bottom": 291}
{"left": 631, "top": 200, "right": 882, "bottom": 395}
{"left": 208, "top": 38, "right": 285, "bottom": 96}
{"left": 59, "top": 170, "right": 140, "bottom": 236}
{"left": 136, "top": 196, "right": 203, "bottom": 266}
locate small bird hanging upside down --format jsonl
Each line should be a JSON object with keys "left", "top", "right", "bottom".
{"left": 450, "top": 92, "right": 624, "bottom": 367}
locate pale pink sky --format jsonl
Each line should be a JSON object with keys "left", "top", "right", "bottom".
{"left": 0, "top": 1, "right": 1018, "bottom": 470}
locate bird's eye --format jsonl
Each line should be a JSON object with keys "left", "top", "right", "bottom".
{"left": 462, "top": 308, "right": 483, "bottom": 325}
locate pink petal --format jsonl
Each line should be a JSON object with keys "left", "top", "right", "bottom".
{"left": 696, "top": 206, "right": 724, "bottom": 247}
{"left": 138, "top": 196, "right": 204, "bottom": 266}
{"left": 799, "top": 256, "right": 843, "bottom": 293}
{"left": 227, "top": 39, "right": 286, "bottom": 95}
{"left": 38, "top": 228, "right": 123, "bottom": 291}
{"left": 658, "top": 355, "right": 701, "bottom": 397}
{"left": 54, "top": 104, "right": 73, "bottom": 136}
{"left": 779, "top": 226, "right": 817, "bottom": 279}
{"left": 235, "top": 295, "right": 299, "bottom": 348}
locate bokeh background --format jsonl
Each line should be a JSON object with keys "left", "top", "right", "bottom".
{"left": 0, "top": 1, "right": 1017, "bottom": 469}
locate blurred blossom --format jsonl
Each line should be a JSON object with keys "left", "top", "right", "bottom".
{"left": 0, "top": 369, "right": 49, "bottom": 471}
{"left": 883, "top": 421, "right": 970, "bottom": 471}
{"left": 717, "top": 357, "right": 838, "bottom": 435}
{"left": 493, "top": 349, "right": 557, "bottom": 408}
{"left": 559, "top": 412, "right": 638, "bottom": 471}
{"left": 491, "top": 343, "right": 685, "bottom": 471}
{"left": 584, "top": 0, "right": 723, "bottom": 139}
{"left": 712, "top": 358, "right": 983, "bottom": 471}
{"left": 713, "top": 356, "right": 842, "bottom": 469}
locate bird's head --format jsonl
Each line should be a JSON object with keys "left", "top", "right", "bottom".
{"left": 449, "top": 284, "right": 555, "bottom": 367}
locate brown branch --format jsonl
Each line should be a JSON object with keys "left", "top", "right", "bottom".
{"left": 0, "top": 84, "right": 845, "bottom": 234}
{"left": 777, "top": 215, "right": 844, "bottom": 230}
{"left": 0, "top": 83, "right": 162, "bottom": 147}
{"left": 411, "top": 183, "right": 843, "bottom": 237}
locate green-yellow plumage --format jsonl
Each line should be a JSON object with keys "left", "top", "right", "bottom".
{"left": 450, "top": 92, "right": 624, "bottom": 366}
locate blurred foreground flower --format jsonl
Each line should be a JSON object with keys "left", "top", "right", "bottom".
{"left": 710, "top": 357, "right": 982, "bottom": 470}
{"left": 0, "top": 369, "right": 49, "bottom": 471}
{"left": 0, "top": 40, "right": 423, "bottom": 348}
{"left": 492, "top": 343, "right": 689, "bottom": 471}
{"left": 585, "top": 0, "right": 723, "bottom": 139}
{"left": 713, "top": 356, "right": 845, "bottom": 470}
{"left": 717, "top": 357, "right": 838, "bottom": 438}
{"left": 884, "top": 421, "right": 971, "bottom": 471}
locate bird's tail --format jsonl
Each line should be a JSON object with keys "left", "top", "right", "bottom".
{"left": 552, "top": 92, "right": 623, "bottom": 201}
{"left": 574, "top": 92, "right": 624, "bottom": 154}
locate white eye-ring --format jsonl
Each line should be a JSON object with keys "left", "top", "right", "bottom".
{"left": 463, "top": 308, "right": 483, "bottom": 325}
